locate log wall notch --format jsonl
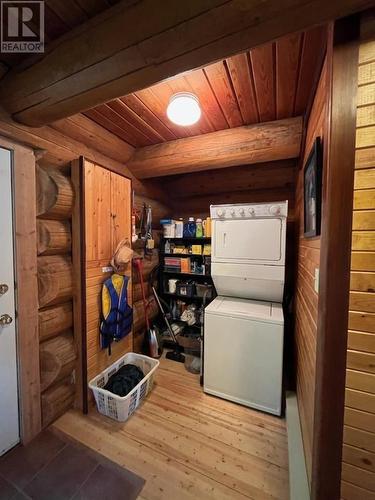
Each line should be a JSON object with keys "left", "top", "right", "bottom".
{"left": 36, "top": 166, "right": 74, "bottom": 220}
{"left": 37, "top": 220, "right": 72, "bottom": 256}
{"left": 36, "top": 165, "right": 77, "bottom": 426}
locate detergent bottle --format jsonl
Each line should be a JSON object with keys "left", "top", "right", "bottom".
{"left": 203, "top": 217, "right": 211, "bottom": 237}
{"left": 196, "top": 218, "right": 203, "bottom": 238}
{"left": 183, "top": 217, "right": 196, "bottom": 237}
{"left": 175, "top": 218, "right": 184, "bottom": 238}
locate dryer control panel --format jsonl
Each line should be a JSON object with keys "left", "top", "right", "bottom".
{"left": 210, "top": 202, "right": 288, "bottom": 219}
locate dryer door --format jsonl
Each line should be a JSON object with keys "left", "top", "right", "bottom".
{"left": 212, "top": 218, "right": 285, "bottom": 265}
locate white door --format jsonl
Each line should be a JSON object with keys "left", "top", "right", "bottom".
{"left": 0, "top": 148, "right": 20, "bottom": 455}
{"left": 212, "top": 218, "right": 284, "bottom": 263}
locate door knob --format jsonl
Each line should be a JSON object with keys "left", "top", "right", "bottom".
{"left": 0, "top": 314, "right": 13, "bottom": 326}
{"left": 0, "top": 284, "right": 9, "bottom": 295}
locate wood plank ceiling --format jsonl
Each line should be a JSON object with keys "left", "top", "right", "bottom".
{"left": 83, "top": 25, "right": 327, "bottom": 147}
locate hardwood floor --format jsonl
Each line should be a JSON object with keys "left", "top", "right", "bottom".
{"left": 54, "top": 357, "right": 289, "bottom": 499}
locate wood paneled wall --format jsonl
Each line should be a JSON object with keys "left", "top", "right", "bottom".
{"left": 168, "top": 160, "right": 297, "bottom": 221}
{"left": 341, "top": 15, "right": 375, "bottom": 500}
{"left": 83, "top": 160, "right": 132, "bottom": 383}
{"left": 294, "top": 57, "right": 328, "bottom": 484}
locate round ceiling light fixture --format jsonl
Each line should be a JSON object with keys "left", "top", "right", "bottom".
{"left": 166, "top": 92, "right": 201, "bottom": 126}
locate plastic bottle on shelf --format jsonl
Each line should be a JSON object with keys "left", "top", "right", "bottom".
{"left": 162, "top": 220, "right": 175, "bottom": 238}
{"left": 203, "top": 217, "right": 211, "bottom": 237}
{"left": 183, "top": 217, "right": 196, "bottom": 238}
{"left": 175, "top": 218, "right": 184, "bottom": 238}
{"left": 196, "top": 218, "right": 203, "bottom": 238}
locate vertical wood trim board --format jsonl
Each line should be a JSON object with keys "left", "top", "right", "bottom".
{"left": 341, "top": 12, "right": 375, "bottom": 500}
{"left": 71, "top": 158, "right": 85, "bottom": 412}
{"left": 7, "top": 139, "right": 42, "bottom": 443}
{"left": 312, "top": 16, "right": 359, "bottom": 500}
{"left": 83, "top": 159, "right": 133, "bottom": 386}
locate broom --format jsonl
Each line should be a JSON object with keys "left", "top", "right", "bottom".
{"left": 134, "top": 258, "right": 160, "bottom": 358}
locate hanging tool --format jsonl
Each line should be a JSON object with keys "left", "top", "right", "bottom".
{"left": 145, "top": 204, "right": 154, "bottom": 254}
{"left": 134, "top": 258, "right": 160, "bottom": 358}
{"left": 138, "top": 202, "right": 146, "bottom": 241}
{"left": 137, "top": 202, "right": 154, "bottom": 256}
{"left": 132, "top": 190, "right": 138, "bottom": 244}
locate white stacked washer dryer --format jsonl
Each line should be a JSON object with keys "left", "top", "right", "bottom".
{"left": 204, "top": 201, "right": 288, "bottom": 416}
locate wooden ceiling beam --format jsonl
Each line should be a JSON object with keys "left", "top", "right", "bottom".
{"left": 127, "top": 117, "right": 303, "bottom": 179}
{"left": 0, "top": 0, "right": 370, "bottom": 126}
{"left": 163, "top": 160, "right": 297, "bottom": 198}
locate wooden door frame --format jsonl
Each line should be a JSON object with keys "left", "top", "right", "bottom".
{"left": 71, "top": 157, "right": 86, "bottom": 413}
{"left": 312, "top": 15, "right": 360, "bottom": 500}
{"left": 0, "top": 136, "right": 41, "bottom": 444}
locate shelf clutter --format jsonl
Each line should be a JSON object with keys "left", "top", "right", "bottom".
{"left": 160, "top": 235, "right": 215, "bottom": 312}
{"left": 160, "top": 216, "right": 211, "bottom": 239}
{"left": 159, "top": 216, "right": 216, "bottom": 356}
{"left": 161, "top": 217, "right": 212, "bottom": 274}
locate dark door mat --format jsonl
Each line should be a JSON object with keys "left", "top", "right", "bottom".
{"left": 0, "top": 429, "right": 145, "bottom": 500}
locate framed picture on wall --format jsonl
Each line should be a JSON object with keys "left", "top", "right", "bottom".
{"left": 304, "top": 137, "right": 323, "bottom": 238}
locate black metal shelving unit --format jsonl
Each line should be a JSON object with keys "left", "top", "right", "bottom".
{"left": 163, "top": 270, "right": 210, "bottom": 277}
{"left": 162, "top": 237, "right": 212, "bottom": 242}
{"left": 159, "top": 237, "right": 215, "bottom": 381}
{"left": 159, "top": 235, "right": 216, "bottom": 312}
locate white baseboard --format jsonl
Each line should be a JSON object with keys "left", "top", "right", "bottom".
{"left": 286, "top": 391, "right": 310, "bottom": 500}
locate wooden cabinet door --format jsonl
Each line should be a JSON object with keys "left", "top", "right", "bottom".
{"left": 82, "top": 160, "right": 132, "bottom": 394}
{"left": 84, "top": 161, "right": 112, "bottom": 262}
{"left": 110, "top": 172, "right": 131, "bottom": 255}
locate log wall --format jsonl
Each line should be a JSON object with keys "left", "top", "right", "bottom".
{"left": 341, "top": 16, "right": 375, "bottom": 500}
{"left": 294, "top": 57, "right": 329, "bottom": 485}
{"left": 36, "top": 166, "right": 76, "bottom": 427}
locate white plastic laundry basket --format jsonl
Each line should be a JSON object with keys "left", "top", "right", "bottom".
{"left": 89, "top": 352, "right": 159, "bottom": 422}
